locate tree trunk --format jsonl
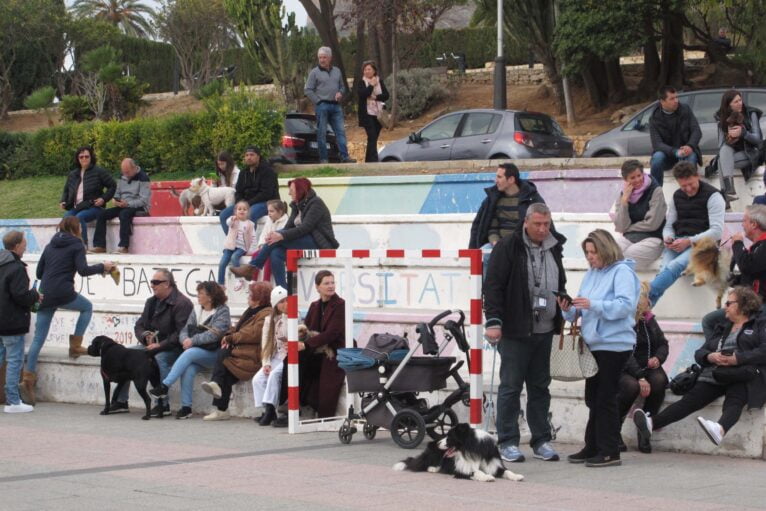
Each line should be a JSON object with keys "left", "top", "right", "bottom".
{"left": 639, "top": 37, "right": 661, "bottom": 97}
{"left": 580, "top": 57, "right": 608, "bottom": 109}
{"left": 605, "top": 58, "right": 627, "bottom": 104}
{"left": 538, "top": 51, "right": 565, "bottom": 114}
{"left": 658, "top": 2, "right": 685, "bottom": 88}
{"left": 389, "top": 0, "right": 398, "bottom": 129}
{"left": 352, "top": 18, "right": 366, "bottom": 104}
{"left": 298, "top": 0, "right": 348, "bottom": 91}
{"left": 367, "top": 25, "right": 383, "bottom": 76}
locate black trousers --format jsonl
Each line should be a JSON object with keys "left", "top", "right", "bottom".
{"left": 652, "top": 380, "right": 748, "bottom": 433}
{"left": 93, "top": 206, "right": 140, "bottom": 248}
{"left": 495, "top": 332, "right": 553, "bottom": 448}
{"left": 617, "top": 367, "right": 668, "bottom": 420}
{"left": 584, "top": 350, "right": 632, "bottom": 458}
{"left": 362, "top": 117, "right": 381, "bottom": 162}
{"left": 211, "top": 349, "right": 240, "bottom": 411}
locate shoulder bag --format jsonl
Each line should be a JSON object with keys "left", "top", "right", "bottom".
{"left": 550, "top": 312, "right": 599, "bottom": 382}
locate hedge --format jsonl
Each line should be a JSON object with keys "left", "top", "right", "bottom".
{"left": 2, "top": 91, "right": 284, "bottom": 179}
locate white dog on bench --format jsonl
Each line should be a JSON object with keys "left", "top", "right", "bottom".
{"left": 187, "top": 177, "right": 236, "bottom": 216}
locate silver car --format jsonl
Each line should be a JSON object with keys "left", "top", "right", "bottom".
{"left": 582, "top": 87, "right": 766, "bottom": 157}
{"left": 378, "top": 108, "right": 574, "bottom": 162}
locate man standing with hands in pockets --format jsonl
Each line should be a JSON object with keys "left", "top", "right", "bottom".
{"left": 305, "top": 46, "right": 355, "bottom": 164}
{"left": 483, "top": 203, "right": 568, "bottom": 463}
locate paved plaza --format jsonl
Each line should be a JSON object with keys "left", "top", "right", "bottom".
{"left": 0, "top": 403, "right": 764, "bottom": 510}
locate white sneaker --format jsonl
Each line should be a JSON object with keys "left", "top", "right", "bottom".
{"left": 4, "top": 403, "right": 34, "bottom": 413}
{"left": 201, "top": 381, "right": 222, "bottom": 398}
{"left": 697, "top": 417, "right": 724, "bottom": 446}
{"left": 203, "top": 409, "right": 230, "bottom": 421}
{"left": 233, "top": 278, "right": 246, "bottom": 292}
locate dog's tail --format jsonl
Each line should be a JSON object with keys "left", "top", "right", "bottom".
{"left": 393, "top": 456, "right": 426, "bottom": 472}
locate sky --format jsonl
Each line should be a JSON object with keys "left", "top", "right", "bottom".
{"left": 64, "top": 0, "right": 309, "bottom": 27}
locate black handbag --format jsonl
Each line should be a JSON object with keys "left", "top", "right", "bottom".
{"left": 668, "top": 364, "right": 701, "bottom": 395}
{"left": 713, "top": 365, "right": 759, "bottom": 384}
{"left": 186, "top": 315, "right": 220, "bottom": 351}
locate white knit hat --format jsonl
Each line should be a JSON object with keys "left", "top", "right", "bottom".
{"left": 271, "top": 286, "right": 288, "bottom": 308}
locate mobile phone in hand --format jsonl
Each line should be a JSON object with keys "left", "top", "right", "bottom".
{"left": 552, "top": 290, "right": 572, "bottom": 304}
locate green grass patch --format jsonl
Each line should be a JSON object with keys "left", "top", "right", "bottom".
{"left": 0, "top": 166, "right": 352, "bottom": 219}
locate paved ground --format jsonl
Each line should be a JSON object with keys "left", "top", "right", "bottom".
{"left": 1, "top": 403, "right": 764, "bottom": 511}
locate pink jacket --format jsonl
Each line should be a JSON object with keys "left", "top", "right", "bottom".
{"left": 224, "top": 218, "right": 256, "bottom": 252}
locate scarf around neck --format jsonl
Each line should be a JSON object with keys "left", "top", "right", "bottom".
{"left": 629, "top": 174, "right": 652, "bottom": 204}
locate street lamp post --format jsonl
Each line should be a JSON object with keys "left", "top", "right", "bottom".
{"left": 493, "top": 0, "right": 506, "bottom": 110}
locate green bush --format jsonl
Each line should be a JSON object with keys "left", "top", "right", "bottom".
{"left": 5, "top": 91, "right": 284, "bottom": 178}
{"left": 23, "top": 86, "right": 56, "bottom": 111}
{"left": 389, "top": 68, "right": 451, "bottom": 120}
{"left": 0, "top": 131, "right": 29, "bottom": 180}
{"left": 60, "top": 95, "right": 94, "bottom": 122}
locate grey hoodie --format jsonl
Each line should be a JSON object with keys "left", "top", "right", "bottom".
{"left": 115, "top": 169, "right": 151, "bottom": 212}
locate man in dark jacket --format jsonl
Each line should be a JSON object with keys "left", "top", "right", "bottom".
{"left": 469, "top": 163, "right": 545, "bottom": 274}
{"left": 649, "top": 86, "right": 702, "bottom": 186}
{"left": 484, "top": 203, "right": 567, "bottom": 463}
{"left": 0, "top": 231, "right": 39, "bottom": 413}
{"left": 702, "top": 204, "right": 766, "bottom": 339}
{"left": 219, "top": 145, "right": 280, "bottom": 234}
{"left": 61, "top": 147, "right": 117, "bottom": 247}
{"left": 114, "top": 268, "right": 192, "bottom": 416}
{"left": 91, "top": 158, "right": 151, "bottom": 254}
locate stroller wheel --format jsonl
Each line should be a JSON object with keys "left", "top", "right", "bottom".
{"left": 390, "top": 409, "right": 426, "bottom": 449}
{"left": 339, "top": 421, "right": 355, "bottom": 444}
{"left": 363, "top": 423, "right": 378, "bottom": 440}
{"left": 426, "top": 409, "right": 458, "bottom": 440}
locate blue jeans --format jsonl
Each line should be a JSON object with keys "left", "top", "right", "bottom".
{"left": 116, "top": 345, "right": 180, "bottom": 403}
{"left": 316, "top": 102, "right": 349, "bottom": 161}
{"left": 650, "top": 151, "right": 698, "bottom": 186}
{"left": 648, "top": 245, "right": 692, "bottom": 305}
{"left": 218, "top": 248, "right": 246, "bottom": 284}
{"left": 219, "top": 202, "right": 268, "bottom": 234}
{"left": 250, "top": 234, "right": 318, "bottom": 288}
{"left": 64, "top": 206, "right": 103, "bottom": 245}
{"left": 26, "top": 294, "right": 93, "bottom": 373}
{"left": 0, "top": 335, "right": 25, "bottom": 405}
{"left": 162, "top": 347, "right": 219, "bottom": 407}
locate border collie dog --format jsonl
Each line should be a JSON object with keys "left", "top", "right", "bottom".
{"left": 393, "top": 423, "right": 524, "bottom": 482}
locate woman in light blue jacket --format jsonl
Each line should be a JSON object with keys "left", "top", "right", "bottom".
{"left": 151, "top": 281, "right": 231, "bottom": 419}
{"left": 558, "top": 229, "right": 640, "bottom": 468}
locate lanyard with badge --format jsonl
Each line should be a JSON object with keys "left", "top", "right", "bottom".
{"left": 528, "top": 245, "right": 547, "bottom": 322}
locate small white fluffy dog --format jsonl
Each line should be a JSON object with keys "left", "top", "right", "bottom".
{"left": 188, "top": 177, "right": 236, "bottom": 216}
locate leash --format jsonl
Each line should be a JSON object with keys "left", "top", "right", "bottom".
{"left": 483, "top": 344, "right": 498, "bottom": 432}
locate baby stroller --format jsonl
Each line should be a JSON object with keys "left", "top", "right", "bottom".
{"left": 336, "top": 309, "right": 471, "bottom": 449}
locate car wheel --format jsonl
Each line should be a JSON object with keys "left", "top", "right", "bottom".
{"left": 381, "top": 157, "right": 400, "bottom": 162}
{"left": 489, "top": 153, "right": 510, "bottom": 160}
{"left": 594, "top": 151, "right": 619, "bottom": 158}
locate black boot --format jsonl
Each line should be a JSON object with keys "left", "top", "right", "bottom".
{"left": 723, "top": 177, "right": 738, "bottom": 201}
{"left": 618, "top": 435, "right": 627, "bottom": 452}
{"left": 637, "top": 431, "right": 652, "bottom": 453}
{"left": 258, "top": 404, "right": 277, "bottom": 426}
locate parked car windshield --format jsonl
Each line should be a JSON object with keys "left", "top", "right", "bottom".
{"left": 516, "top": 114, "right": 562, "bottom": 136}
{"left": 691, "top": 92, "right": 722, "bottom": 124}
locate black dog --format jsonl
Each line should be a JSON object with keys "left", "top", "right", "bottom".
{"left": 87, "top": 336, "right": 162, "bottom": 420}
{"left": 393, "top": 423, "right": 524, "bottom": 482}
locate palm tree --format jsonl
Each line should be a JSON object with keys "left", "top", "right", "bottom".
{"left": 70, "top": 0, "right": 156, "bottom": 38}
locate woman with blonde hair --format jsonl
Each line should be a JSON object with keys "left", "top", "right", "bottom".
{"left": 559, "top": 229, "right": 640, "bottom": 467}
{"left": 616, "top": 281, "right": 669, "bottom": 453}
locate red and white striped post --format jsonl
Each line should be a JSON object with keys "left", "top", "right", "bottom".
{"left": 285, "top": 248, "right": 483, "bottom": 432}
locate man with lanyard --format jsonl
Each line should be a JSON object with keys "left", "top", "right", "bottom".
{"left": 484, "top": 203, "right": 568, "bottom": 463}
{"left": 702, "top": 204, "right": 766, "bottom": 339}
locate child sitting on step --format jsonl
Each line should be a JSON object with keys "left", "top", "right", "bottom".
{"left": 218, "top": 200, "right": 257, "bottom": 290}
{"left": 230, "top": 199, "right": 289, "bottom": 291}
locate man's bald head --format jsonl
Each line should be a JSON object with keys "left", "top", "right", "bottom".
{"left": 120, "top": 158, "right": 139, "bottom": 178}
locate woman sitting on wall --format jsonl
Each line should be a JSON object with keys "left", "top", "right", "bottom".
{"left": 634, "top": 286, "right": 766, "bottom": 450}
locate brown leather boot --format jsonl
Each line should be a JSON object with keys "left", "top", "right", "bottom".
{"left": 20, "top": 370, "right": 36, "bottom": 405}
{"left": 229, "top": 265, "right": 255, "bottom": 281}
{"left": 69, "top": 335, "right": 88, "bottom": 358}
